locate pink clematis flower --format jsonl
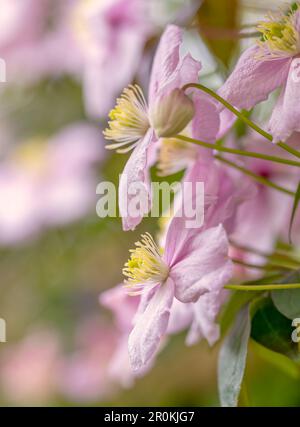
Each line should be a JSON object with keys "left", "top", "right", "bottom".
{"left": 219, "top": 5, "right": 300, "bottom": 142}
{"left": 104, "top": 24, "right": 221, "bottom": 231}
{"left": 123, "top": 200, "right": 232, "bottom": 370}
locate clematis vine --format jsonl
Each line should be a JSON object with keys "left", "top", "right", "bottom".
{"left": 219, "top": 3, "right": 300, "bottom": 143}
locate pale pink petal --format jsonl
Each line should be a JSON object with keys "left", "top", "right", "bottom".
{"left": 186, "top": 290, "right": 228, "bottom": 346}
{"left": 167, "top": 299, "right": 193, "bottom": 334}
{"left": 269, "top": 58, "right": 300, "bottom": 142}
{"left": 119, "top": 129, "right": 154, "bottom": 231}
{"left": 169, "top": 225, "right": 232, "bottom": 303}
{"left": 149, "top": 25, "right": 182, "bottom": 102}
{"left": 128, "top": 278, "right": 174, "bottom": 371}
{"left": 218, "top": 45, "right": 291, "bottom": 110}
{"left": 100, "top": 285, "right": 139, "bottom": 332}
{"left": 192, "top": 92, "right": 220, "bottom": 143}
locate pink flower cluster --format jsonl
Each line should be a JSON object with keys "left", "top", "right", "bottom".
{"left": 101, "top": 6, "right": 300, "bottom": 384}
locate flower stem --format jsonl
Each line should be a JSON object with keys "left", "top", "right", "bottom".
{"left": 176, "top": 135, "right": 300, "bottom": 168}
{"left": 231, "top": 258, "right": 294, "bottom": 271}
{"left": 182, "top": 83, "right": 300, "bottom": 160}
{"left": 225, "top": 283, "right": 300, "bottom": 291}
{"left": 215, "top": 155, "right": 295, "bottom": 197}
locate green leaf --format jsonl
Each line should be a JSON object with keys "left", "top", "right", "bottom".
{"left": 250, "top": 340, "right": 300, "bottom": 380}
{"left": 251, "top": 297, "right": 299, "bottom": 361}
{"left": 289, "top": 181, "right": 300, "bottom": 244}
{"left": 218, "top": 305, "right": 251, "bottom": 407}
{"left": 220, "top": 290, "right": 259, "bottom": 335}
{"left": 271, "top": 269, "right": 300, "bottom": 320}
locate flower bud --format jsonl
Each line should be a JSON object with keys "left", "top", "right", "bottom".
{"left": 150, "top": 89, "right": 195, "bottom": 138}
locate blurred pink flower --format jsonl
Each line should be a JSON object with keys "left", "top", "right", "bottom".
{"left": 219, "top": 7, "right": 300, "bottom": 142}
{"left": 0, "top": 329, "right": 62, "bottom": 405}
{"left": 0, "top": 123, "right": 105, "bottom": 245}
{"left": 58, "top": 317, "right": 118, "bottom": 402}
{"left": 68, "top": 0, "right": 152, "bottom": 118}
{"left": 230, "top": 133, "right": 299, "bottom": 262}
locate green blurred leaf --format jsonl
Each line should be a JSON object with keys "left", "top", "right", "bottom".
{"left": 251, "top": 297, "right": 299, "bottom": 361}
{"left": 272, "top": 269, "right": 300, "bottom": 320}
{"left": 218, "top": 305, "right": 251, "bottom": 407}
{"left": 197, "top": 0, "right": 239, "bottom": 67}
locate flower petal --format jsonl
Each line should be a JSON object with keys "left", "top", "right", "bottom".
{"left": 149, "top": 25, "right": 183, "bottom": 102}
{"left": 218, "top": 45, "right": 291, "bottom": 110}
{"left": 192, "top": 92, "right": 220, "bottom": 143}
{"left": 269, "top": 58, "right": 300, "bottom": 142}
{"left": 170, "top": 225, "right": 232, "bottom": 303}
{"left": 186, "top": 290, "right": 227, "bottom": 346}
{"left": 119, "top": 129, "right": 154, "bottom": 231}
{"left": 128, "top": 278, "right": 174, "bottom": 371}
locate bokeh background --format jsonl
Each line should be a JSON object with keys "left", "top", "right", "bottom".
{"left": 0, "top": 0, "right": 300, "bottom": 406}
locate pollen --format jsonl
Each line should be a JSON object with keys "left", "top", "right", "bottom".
{"left": 256, "top": 5, "right": 300, "bottom": 59}
{"left": 103, "top": 85, "right": 150, "bottom": 153}
{"left": 123, "top": 232, "right": 169, "bottom": 295}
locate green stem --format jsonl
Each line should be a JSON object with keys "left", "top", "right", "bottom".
{"left": 232, "top": 258, "right": 275, "bottom": 271}
{"left": 182, "top": 83, "right": 300, "bottom": 160}
{"left": 231, "top": 258, "right": 295, "bottom": 272}
{"left": 176, "top": 135, "right": 300, "bottom": 168}
{"left": 225, "top": 283, "right": 300, "bottom": 291}
{"left": 215, "top": 155, "right": 295, "bottom": 197}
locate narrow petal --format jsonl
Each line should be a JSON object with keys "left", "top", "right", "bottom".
{"left": 167, "top": 299, "right": 193, "bottom": 335}
{"left": 119, "top": 129, "right": 154, "bottom": 231}
{"left": 170, "top": 225, "right": 232, "bottom": 303}
{"left": 186, "top": 290, "right": 227, "bottom": 346}
{"left": 149, "top": 25, "right": 183, "bottom": 103}
{"left": 218, "top": 45, "right": 291, "bottom": 110}
{"left": 269, "top": 59, "right": 300, "bottom": 142}
{"left": 128, "top": 278, "right": 174, "bottom": 371}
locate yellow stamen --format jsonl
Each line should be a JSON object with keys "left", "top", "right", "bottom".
{"left": 157, "top": 137, "right": 198, "bottom": 176}
{"left": 123, "top": 232, "right": 169, "bottom": 295}
{"left": 103, "top": 85, "right": 150, "bottom": 153}
{"left": 256, "top": 5, "right": 300, "bottom": 59}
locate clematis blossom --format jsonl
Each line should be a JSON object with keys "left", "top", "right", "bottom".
{"left": 123, "top": 209, "right": 232, "bottom": 371}
{"left": 104, "top": 24, "right": 221, "bottom": 231}
{"left": 219, "top": 5, "right": 300, "bottom": 143}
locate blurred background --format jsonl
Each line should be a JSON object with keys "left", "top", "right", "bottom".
{"left": 0, "top": 0, "right": 300, "bottom": 406}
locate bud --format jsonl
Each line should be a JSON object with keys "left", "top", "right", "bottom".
{"left": 150, "top": 89, "right": 195, "bottom": 138}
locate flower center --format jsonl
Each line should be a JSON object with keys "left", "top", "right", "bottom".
{"left": 103, "top": 85, "right": 150, "bottom": 153}
{"left": 256, "top": 5, "right": 300, "bottom": 59}
{"left": 157, "top": 137, "right": 198, "bottom": 176}
{"left": 123, "top": 232, "right": 169, "bottom": 295}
